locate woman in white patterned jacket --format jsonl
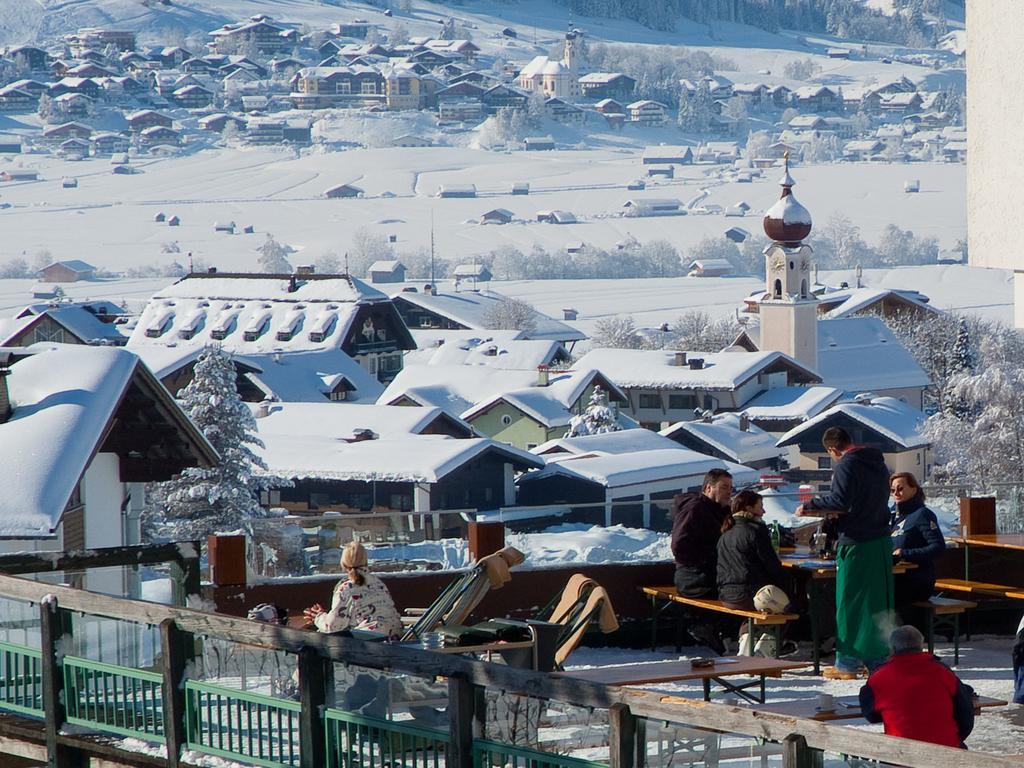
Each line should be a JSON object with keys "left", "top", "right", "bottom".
{"left": 303, "top": 541, "right": 402, "bottom": 638}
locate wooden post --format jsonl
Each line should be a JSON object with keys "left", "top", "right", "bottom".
{"left": 609, "top": 703, "right": 636, "bottom": 768}
{"left": 160, "top": 618, "right": 189, "bottom": 768}
{"left": 467, "top": 522, "right": 504, "bottom": 562}
{"left": 782, "top": 734, "right": 816, "bottom": 768}
{"left": 40, "top": 598, "right": 83, "bottom": 768}
{"left": 448, "top": 674, "right": 475, "bottom": 768}
{"left": 298, "top": 647, "right": 330, "bottom": 768}
{"left": 170, "top": 544, "right": 202, "bottom": 607}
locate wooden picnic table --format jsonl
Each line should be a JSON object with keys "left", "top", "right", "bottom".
{"left": 759, "top": 694, "right": 1008, "bottom": 722}
{"left": 557, "top": 657, "right": 808, "bottom": 704}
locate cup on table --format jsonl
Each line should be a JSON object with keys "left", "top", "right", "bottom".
{"left": 421, "top": 631, "right": 444, "bottom": 650}
{"left": 816, "top": 693, "right": 835, "bottom": 712}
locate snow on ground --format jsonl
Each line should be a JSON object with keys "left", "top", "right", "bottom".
{"left": 0, "top": 150, "right": 967, "bottom": 274}
{"left": 566, "top": 636, "right": 1024, "bottom": 758}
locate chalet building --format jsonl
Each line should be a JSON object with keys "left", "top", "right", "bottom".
{"left": 52, "top": 92, "right": 92, "bottom": 118}
{"left": 329, "top": 21, "right": 376, "bottom": 39}
{"left": 687, "top": 258, "right": 734, "bottom": 277}
{"left": 384, "top": 68, "right": 432, "bottom": 110}
{"left": 626, "top": 100, "right": 667, "bottom": 126}
{"left": 128, "top": 272, "right": 417, "bottom": 385}
{"left": 524, "top": 136, "right": 556, "bottom": 151}
{"left": 127, "top": 110, "right": 172, "bottom": 133}
{"left": 389, "top": 134, "right": 431, "bottom": 148}
{"left": 6, "top": 45, "right": 49, "bottom": 72}
{"left": 660, "top": 412, "right": 781, "bottom": 470}
{"left": 622, "top": 198, "right": 684, "bottom": 217}
{"left": 1, "top": 170, "right": 39, "bottom": 182}
{"left": 139, "top": 126, "right": 182, "bottom": 147}
{"left": 516, "top": 446, "right": 756, "bottom": 530}
{"left": 92, "top": 133, "right": 130, "bottom": 155}
{"left": 776, "top": 395, "right": 930, "bottom": 484}
{"left": 482, "top": 84, "right": 528, "bottom": 112}
{"left": 423, "top": 39, "right": 480, "bottom": 62}
{"left": 436, "top": 184, "right": 477, "bottom": 198}
{"left": 742, "top": 285, "right": 938, "bottom": 321}
{"left": 736, "top": 385, "right": 844, "bottom": 436}
{"left": 574, "top": 348, "right": 820, "bottom": 430}
{"left": 642, "top": 146, "right": 693, "bottom": 165}
{"left": 41, "top": 122, "right": 92, "bottom": 143}
{"left": 406, "top": 331, "right": 569, "bottom": 371}
{"left": 172, "top": 84, "right": 215, "bottom": 108}
{"left": 578, "top": 73, "right": 636, "bottom": 102}
{"left": 49, "top": 77, "right": 101, "bottom": 99}
{"left": 290, "top": 66, "right": 386, "bottom": 108}
{"left": 680, "top": 75, "right": 733, "bottom": 99}
{"left": 480, "top": 209, "right": 514, "bottom": 225}
{"left": 438, "top": 98, "right": 484, "bottom": 123}
{"left": 68, "top": 28, "right": 138, "bottom": 53}
{"left": 594, "top": 98, "right": 624, "bottom": 115}
{"left": 209, "top": 17, "right": 298, "bottom": 54}
{"left": 545, "top": 98, "right": 585, "bottom": 124}
{"left": 453, "top": 264, "right": 493, "bottom": 283}
{"left": 66, "top": 62, "right": 117, "bottom": 79}
{"left": 258, "top": 433, "right": 540, "bottom": 515}
{"left": 246, "top": 118, "right": 311, "bottom": 146}
{"left": 58, "top": 137, "right": 92, "bottom": 158}
{"left": 0, "top": 87, "right": 37, "bottom": 111}
{"left": 0, "top": 345, "right": 216, "bottom": 554}
{"left": 198, "top": 114, "right": 247, "bottom": 134}
{"left": 792, "top": 85, "right": 841, "bottom": 112}
{"left": 0, "top": 301, "right": 126, "bottom": 347}
{"left": 323, "top": 183, "right": 363, "bottom": 199}
{"left": 38, "top": 260, "right": 96, "bottom": 283}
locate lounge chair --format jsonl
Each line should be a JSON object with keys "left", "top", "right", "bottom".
{"left": 400, "top": 546, "right": 524, "bottom": 642}
{"left": 541, "top": 574, "right": 620, "bottom": 667}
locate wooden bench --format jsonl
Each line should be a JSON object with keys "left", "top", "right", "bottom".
{"left": 641, "top": 586, "right": 799, "bottom": 657}
{"left": 911, "top": 596, "right": 976, "bottom": 665}
{"left": 933, "top": 578, "right": 1024, "bottom": 600}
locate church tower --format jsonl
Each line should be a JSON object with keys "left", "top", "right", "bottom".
{"left": 758, "top": 156, "right": 818, "bottom": 371}
{"left": 562, "top": 26, "right": 585, "bottom": 73}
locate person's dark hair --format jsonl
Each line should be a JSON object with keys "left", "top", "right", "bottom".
{"left": 722, "top": 489, "right": 762, "bottom": 532}
{"left": 702, "top": 468, "right": 732, "bottom": 491}
{"left": 349, "top": 567, "right": 366, "bottom": 587}
{"left": 821, "top": 426, "right": 852, "bottom": 452}
{"left": 890, "top": 471, "right": 924, "bottom": 501}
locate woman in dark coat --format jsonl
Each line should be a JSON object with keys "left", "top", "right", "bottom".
{"left": 717, "top": 490, "right": 787, "bottom": 610}
{"left": 890, "top": 472, "right": 946, "bottom": 609}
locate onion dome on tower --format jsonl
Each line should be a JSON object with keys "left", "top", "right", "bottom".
{"left": 763, "top": 154, "right": 812, "bottom": 247}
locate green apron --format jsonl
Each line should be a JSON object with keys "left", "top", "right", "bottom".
{"left": 835, "top": 534, "right": 895, "bottom": 664}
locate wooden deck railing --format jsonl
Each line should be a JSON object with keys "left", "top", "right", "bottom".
{"left": 0, "top": 569, "right": 1017, "bottom": 768}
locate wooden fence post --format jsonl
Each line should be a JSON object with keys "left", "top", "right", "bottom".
{"left": 782, "top": 734, "right": 818, "bottom": 768}
{"left": 160, "top": 618, "right": 189, "bottom": 768}
{"left": 298, "top": 646, "right": 330, "bottom": 768}
{"left": 40, "top": 598, "right": 83, "bottom": 768}
{"left": 448, "top": 674, "right": 475, "bottom": 768}
{"left": 609, "top": 703, "right": 637, "bottom": 768}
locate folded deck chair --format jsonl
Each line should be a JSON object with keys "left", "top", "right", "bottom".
{"left": 542, "top": 573, "right": 619, "bottom": 666}
{"left": 401, "top": 546, "right": 525, "bottom": 642}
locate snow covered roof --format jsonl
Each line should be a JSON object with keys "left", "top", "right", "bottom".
{"left": 574, "top": 348, "right": 819, "bottom": 390}
{"left": 249, "top": 402, "right": 473, "bottom": 441}
{"left": 406, "top": 331, "right": 567, "bottom": 370}
{"left": 776, "top": 396, "right": 929, "bottom": 451}
{"left": 255, "top": 434, "right": 540, "bottom": 484}
{"left": 533, "top": 428, "right": 679, "bottom": 457}
{"left": 816, "top": 317, "right": 930, "bottom": 392}
{"left": 127, "top": 273, "right": 391, "bottom": 354}
{"left": 741, "top": 386, "right": 844, "bottom": 424}
{"left": 389, "top": 289, "right": 585, "bottom": 342}
{"left": 0, "top": 346, "right": 215, "bottom": 537}
{"left": 660, "top": 413, "right": 780, "bottom": 464}
{"left": 817, "top": 287, "right": 940, "bottom": 319}
{"left": 0, "top": 304, "right": 127, "bottom": 346}
{"left": 519, "top": 448, "right": 758, "bottom": 490}
{"left": 238, "top": 349, "right": 384, "bottom": 404}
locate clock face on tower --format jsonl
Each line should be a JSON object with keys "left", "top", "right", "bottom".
{"left": 771, "top": 255, "right": 785, "bottom": 272}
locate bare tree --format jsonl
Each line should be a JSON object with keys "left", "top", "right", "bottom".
{"left": 481, "top": 297, "right": 538, "bottom": 334}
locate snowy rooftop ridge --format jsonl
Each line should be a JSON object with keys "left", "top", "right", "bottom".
{"left": 660, "top": 413, "right": 780, "bottom": 464}
{"left": 776, "top": 395, "right": 929, "bottom": 451}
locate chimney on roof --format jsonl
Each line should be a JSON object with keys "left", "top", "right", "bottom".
{"left": 208, "top": 266, "right": 217, "bottom": 274}
{"left": 673, "top": 351, "right": 687, "bottom": 367}
{"left": 287, "top": 276, "right": 297, "bottom": 293}
{"left": 537, "top": 364, "right": 550, "bottom": 387}
{"left": 0, "top": 364, "right": 10, "bottom": 424}
{"left": 255, "top": 399, "right": 272, "bottom": 418}
{"left": 738, "top": 413, "right": 750, "bottom": 432}
{"left": 688, "top": 358, "right": 704, "bottom": 370}
{"left": 349, "top": 428, "right": 377, "bottom": 442}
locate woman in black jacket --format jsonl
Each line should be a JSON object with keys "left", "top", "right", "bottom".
{"left": 890, "top": 472, "right": 946, "bottom": 609}
{"left": 717, "top": 490, "right": 787, "bottom": 610}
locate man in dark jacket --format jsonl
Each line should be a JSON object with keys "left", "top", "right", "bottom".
{"left": 671, "top": 468, "right": 733, "bottom": 598}
{"left": 670, "top": 469, "right": 732, "bottom": 654}
{"left": 859, "top": 625, "right": 974, "bottom": 748}
{"left": 797, "top": 426, "right": 894, "bottom": 677}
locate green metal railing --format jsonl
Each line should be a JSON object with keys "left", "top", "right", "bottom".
{"left": 185, "top": 679, "right": 302, "bottom": 768}
{"left": 63, "top": 655, "right": 165, "bottom": 742}
{"left": 0, "top": 640, "right": 43, "bottom": 717}
{"left": 475, "top": 739, "right": 609, "bottom": 768}
{"left": 325, "top": 708, "right": 449, "bottom": 768}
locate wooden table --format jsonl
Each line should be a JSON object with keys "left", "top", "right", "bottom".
{"left": 780, "top": 549, "right": 916, "bottom": 675}
{"left": 954, "top": 534, "right": 1024, "bottom": 551}
{"left": 558, "top": 657, "right": 808, "bottom": 704}
{"left": 759, "top": 694, "right": 1008, "bottom": 722}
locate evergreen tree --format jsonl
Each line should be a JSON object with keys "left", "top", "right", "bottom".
{"left": 144, "top": 347, "right": 280, "bottom": 541}
{"left": 566, "top": 386, "right": 621, "bottom": 437}
{"left": 257, "top": 234, "right": 292, "bottom": 273}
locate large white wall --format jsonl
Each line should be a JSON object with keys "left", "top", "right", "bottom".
{"left": 82, "top": 452, "right": 124, "bottom": 549}
{"left": 966, "top": 1, "right": 1024, "bottom": 326}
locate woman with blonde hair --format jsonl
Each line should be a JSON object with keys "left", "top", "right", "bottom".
{"left": 303, "top": 541, "right": 402, "bottom": 638}
{"left": 890, "top": 471, "right": 946, "bottom": 610}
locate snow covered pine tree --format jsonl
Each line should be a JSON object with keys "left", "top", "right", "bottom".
{"left": 144, "top": 346, "right": 280, "bottom": 541}
{"left": 566, "top": 386, "right": 621, "bottom": 437}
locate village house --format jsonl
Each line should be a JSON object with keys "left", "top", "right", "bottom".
{"left": 323, "top": 183, "right": 363, "bottom": 199}
{"left": 738, "top": 385, "right": 845, "bottom": 436}
{"left": 548, "top": 96, "right": 588, "bottom": 123}
{"left": 437, "top": 97, "right": 484, "bottom": 123}
{"left": 0, "top": 86, "right": 38, "bottom": 111}
{"left": 389, "top": 134, "right": 432, "bottom": 148}
{"left": 622, "top": 198, "right": 684, "bottom": 217}
{"left": 626, "top": 100, "right": 668, "bottom": 125}
{"left": 91, "top": 132, "right": 130, "bottom": 155}
{"left": 0, "top": 345, "right": 216, "bottom": 554}
{"left": 127, "top": 110, "right": 172, "bottom": 133}
{"left": 482, "top": 84, "right": 528, "bottom": 112}
{"left": 436, "top": 184, "right": 477, "bottom": 198}
{"left": 290, "top": 66, "right": 386, "bottom": 109}
{"left": 368, "top": 260, "right": 406, "bottom": 284}
{"left": 453, "top": 264, "right": 493, "bottom": 283}
{"left": 642, "top": 146, "right": 693, "bottom": 165}
{"left": 480, "top": 208, "right": 514, "bottom": 225}
{"left": 578, "top": 73, "right": 636, "bottom": 102}
{"left": 42, "top": 122, "right": 92, "bottom": 143}
{"left": 843, "top": 139, "right": 884, "bottom": 161}
{"left": 198, "top": 114, "right": 247, "bottom": 134}
{"left": 406, "top": 331, "right": 569, "bottom": 370}
{"left": 776, "top": 395, "right": 930, "bottom": 484}
{"left": 6, "top": 45, "right": 49, "bottom": 72}
{"left": 687, "top": 258, "right": 734, "bottom": 277}
{"left": 0, "top": 301, "right": 126, "bottom": 347}
{"left": 246, "top": 118, "right": 311, "bottom": 146}
{"left": 208, "top": 16, "right": 298, "bottom": 55}
{"left": 792, "top": 85, "right": 841, "bottom": 112}
{"left": 574, "top": 348, "right": 820, "bottom": 430}
{"left": 172, "top": 83, "right": 215, "bottom": 108}
{"left": 1, "top": 169, "right": 39, "bottom": 182}
{"left": 139, "top": 125, "right": 182, "bottom": 148}
{"left": 128, "top": 272, "right": 417, "bottom": 385}
{"left": 660, "top": 412, "right": 781, "bottom": 470}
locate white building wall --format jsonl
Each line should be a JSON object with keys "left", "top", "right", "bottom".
{"left": 967, "top": 1, "right": 1024, "bottom": 326}
{"left": 82, "top": 452, "right": 125, "bottom": 549}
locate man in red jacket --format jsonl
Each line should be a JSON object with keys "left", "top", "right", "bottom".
{"left": 859, "top": 625, "right": 975, "bottom": 748}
